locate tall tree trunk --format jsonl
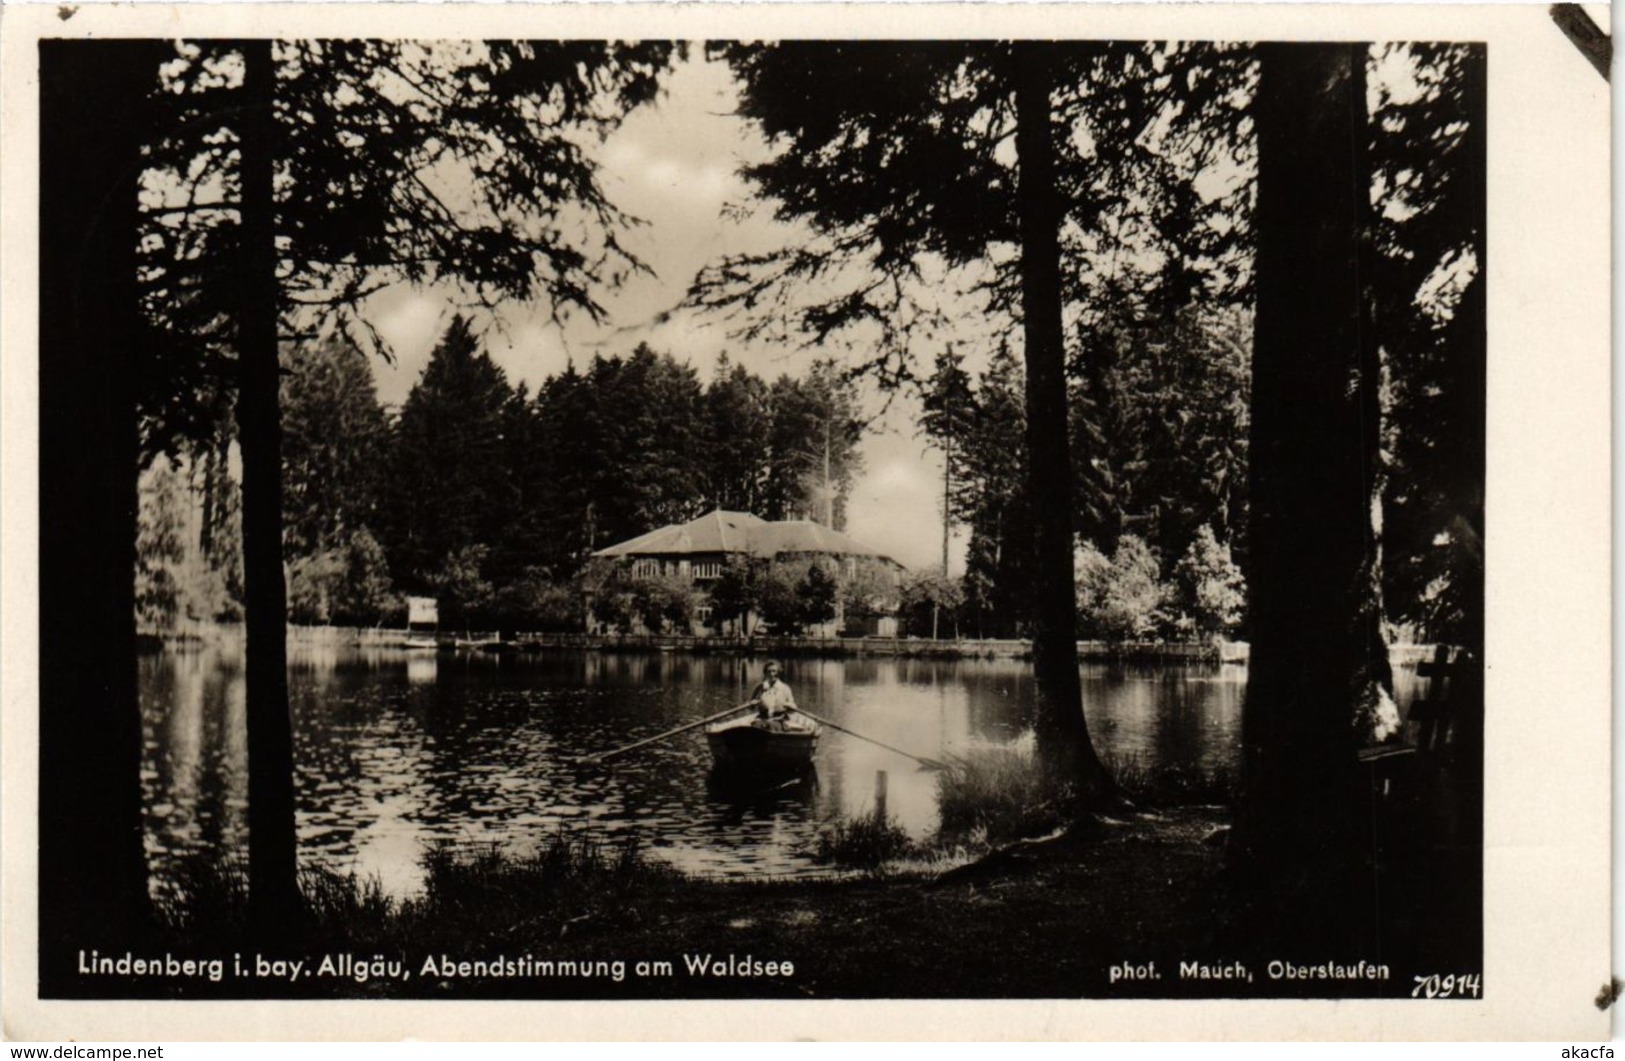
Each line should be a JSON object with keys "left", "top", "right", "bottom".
{"left": 1456, "top": 42, "right": 1487, "bottom": 792}
{"left": 1444, "top": 48, "right": 1486, "bottom": 956}
{"left": 236, "top": 39, "right": 302, "bottom": 927}
{"left": 1235, "top": 43, "right": 1388, "bottom": 949}
{"left": 1010, "top": 43, "right": 1116, "bottom": 801}
{"left": 38, "top": 40, "right": 167, "bottom": 991}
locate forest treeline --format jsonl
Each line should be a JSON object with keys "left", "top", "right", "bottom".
{"left": 136, "top": 308, "right": 1245, "bottom": 640}
{"left": 915, "top": 305, "right": 1248, "bottom": 641}
{"left": 136, "top": 225, "right": 1450, "bottom": 647}
{"left": 137, "top": 318, "right": 870, "bottom": 633}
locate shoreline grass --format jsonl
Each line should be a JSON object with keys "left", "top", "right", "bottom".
{"left": 934, "top": 745, "right": 1067, "bottom": 847}
{"left": 1102, "top": 752, "right": 1236, "bottom": 807}
{"left": 153, "top": 829, "right": 683, "bottom": 955}
{"left": 810, "top": 807, "right": 919, "bottom": 872}
{"left": 798, "top": 745, "right": 1238, "bottom": 873}
{"left": 143, "top": 750, "right": 1237, "bottom": 958}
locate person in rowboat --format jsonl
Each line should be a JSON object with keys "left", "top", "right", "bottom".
{"left": 748, "top": 660, "right": 799, "bottom": 732}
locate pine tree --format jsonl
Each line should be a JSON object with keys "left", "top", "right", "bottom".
{"left": 958, "top": 343, "right": 1035, "bottom": 639}
{"left": 280, "top": 336, "right": 390, "bottom": 560}
{"left": 702, "top": 354, "right": 772, "bottom": 513}
{"left": 919, "top": 348, "right": 977, "bottom": 574}
{"left": 383, "top": 317, "right": 517, "bottom": 592}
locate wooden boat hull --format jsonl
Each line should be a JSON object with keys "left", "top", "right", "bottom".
{"left": 705, "top": 721, "right": 819, "bottom": 772}
{"left": 706, "top": 766, "right": 818, "bottom": 802}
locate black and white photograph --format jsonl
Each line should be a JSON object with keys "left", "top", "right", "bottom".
{"left": 1, "top": 1, "right": 1611, "bottom": 1042}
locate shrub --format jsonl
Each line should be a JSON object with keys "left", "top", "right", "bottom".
{"left": 797, "top": 562, "right": 839, "bottom": 629}
{"left": 425, "top": 543, "right": 494, "bottom": 628}
{"left": 898, "top": 566, "right": 965, "bottom": 638}
{"left": 757, "top": 558, "right": 840, "bottom": 634}
{"left": 840, "top": 558, "right": 902, "bottom": 624}
{"left": 1075, "top": 534, "right": 1169, "bottom": 641}
{"left": 330, "top": 527, "right": 395, "bottom": 626}
{"left": 631, "top": 571, "right": 701, "bottom": 633}
{"left": 707, "top": 557, "right": 760, "bottom": 633}
{"left": 286, "top": 529, "right": 393, "bottom": 627}
{"left": 1172, "top": 525, "right": 1245, "bottom": 637}
{"left": 812, "top": 809, "right": 917, "bottom": 871}
{"left": 287, "top": 548, "right": 346, "bottom": 625}
{"left": 151, "top": 853, "right": 251, "bottom": 937}
{"left": 490, "top": 567, "right": 582, "bottom": 633}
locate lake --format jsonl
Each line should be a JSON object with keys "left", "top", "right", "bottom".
{"left": 136, "top": 646, "right": 1420, "bottom": 898}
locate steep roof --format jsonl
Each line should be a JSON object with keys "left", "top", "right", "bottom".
{"left": 593, "top": 509, "right": 901, "bottom": 567}
{"left": 593, "top": 510, "right": 766, "bottom": 557}
{"left": 747, "top": 520, "right": 885, "bottom": 560}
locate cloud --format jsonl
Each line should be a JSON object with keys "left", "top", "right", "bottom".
{"left": 343, "top": 52, "right": 970, "bottom": 577}
{"left": 845, "top": 439, "right": 968, "bottom": 572}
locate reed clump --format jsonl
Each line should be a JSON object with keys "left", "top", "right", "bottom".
{"left": 934, "top": 745, "right": 1065, "bottom": 846}
{"left": 417, "top": 829, "right": 672, "bottom": 927}
{"left": 811, "top": 809, "right": 918, "bottom": 872}
{"left": 931, "top": 746, "right": 1234, "bottom": 852}
{"left": 151, "top": 853, "right": 251, "bottom": 939}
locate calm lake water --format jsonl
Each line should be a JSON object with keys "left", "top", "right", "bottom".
{"left": 137, "top": 647, "right": 1426, "bottom": 898}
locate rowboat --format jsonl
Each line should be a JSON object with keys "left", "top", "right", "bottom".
{"left": 704, "top": 718, "right": 820, "bottom": 773}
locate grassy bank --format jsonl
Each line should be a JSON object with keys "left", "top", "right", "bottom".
{"left": 66, "top": 750, "right": 1471, "bottom": 1001}
{"left": 99, "top": 754, "right": 1249, "bottom": 1000}
{"left": 152, "top": 832, "right": 688, "bottom": 958}
{"left": 117, "top": 807, "right": 1233, "bottom": 1000}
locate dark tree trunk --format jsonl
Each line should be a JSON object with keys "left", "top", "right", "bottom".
{"left": 1447, "top": 50, "right": 1487, "bottom": 946}
{"left": 1235, "top": 43, "right": 1387, "bottom": 949}
{"left": 38, "top": 40, "right": 167, "bottom": 992}
{"left": 1451, "top": 45, "right": 1487, "bottom": 668}
{"left": 236, "top": 39, "right": 302, "bottom": 927}
{"left": 1457, "top": 43, "right": 1487, "bottom": 788}
{"left": 1010, "top": 43, "right": 1116, "bottom": 801}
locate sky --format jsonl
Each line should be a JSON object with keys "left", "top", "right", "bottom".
{"left": 362, "top": 52, "right": 966, "bottom": 572}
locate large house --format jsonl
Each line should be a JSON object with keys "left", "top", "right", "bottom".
{"left": 588, "top": 509, "right": 905, "bottom": 637}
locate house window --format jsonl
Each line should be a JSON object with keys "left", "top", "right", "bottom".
{"left": 633, "top": 558, "right": 660, "bottom": 578}
{"left": 692, "top": 561, "right": 722, "bottom": 581}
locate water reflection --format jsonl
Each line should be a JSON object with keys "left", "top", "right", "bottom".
{"left": 140, "top": 650, "right": 248, "bottom": 886}
{"left": 140, "top": 648, "right": 1286, "bottom": 898}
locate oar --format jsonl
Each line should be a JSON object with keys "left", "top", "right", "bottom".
{"left": 792, "top": 708, "right": 948, "bottom": 771}
{"left": 580, "top": 701, "right": 753, "bottom": 764}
